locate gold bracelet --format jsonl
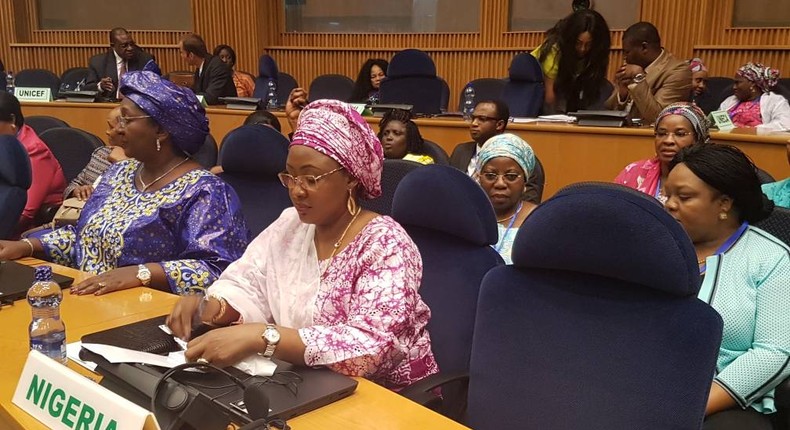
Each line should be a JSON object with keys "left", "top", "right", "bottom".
{"left": 20, "top": 238, "right": 34, "bottom": 257}
{"left": 208, "top": 294, "right": 228, "bottom": 325}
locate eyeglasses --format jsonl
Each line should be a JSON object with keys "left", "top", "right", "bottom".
{"left": 470, "top": 115, "right": 498, "bottom": 123}
{"left": 480, "top": 172, "right": 522, "bottom": 183}
{"left": 117, "top": 115, "right": 151, "bottom": 129}
{"left": 278, "top": 167, "right": 344, "bottom": 191}
{"left": 654, "top": 130, "right": 692, "bottom": 139}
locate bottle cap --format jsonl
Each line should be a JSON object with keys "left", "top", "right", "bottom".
{"left": 34, "top": 266, "right": 52, "bottom": 282}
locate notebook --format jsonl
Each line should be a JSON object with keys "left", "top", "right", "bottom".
{"left": 0, "top": 261, "right": 74, "bottom": 304}
{"left": 80, "top": 317, "right": 359, "bottom": 424}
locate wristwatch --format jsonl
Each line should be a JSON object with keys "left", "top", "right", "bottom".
{"left": 632, "top": 73, "right": 646, "bottom": 84}
{"left": 136, "top": 264, "right": 151, "bottom": 286}
{"left": 261, "top": 324, "right": 281, "bottom": 358}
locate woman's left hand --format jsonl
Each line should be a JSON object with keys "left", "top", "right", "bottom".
{"left": 71, "top": 266, "right": 141, "bottom": 296}
{"left": 185, "top": 323, "right": 266, "bottom": 368}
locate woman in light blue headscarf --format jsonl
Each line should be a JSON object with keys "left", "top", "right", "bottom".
{"left": 474, "top": 133, "right": 538, "bottom": 264}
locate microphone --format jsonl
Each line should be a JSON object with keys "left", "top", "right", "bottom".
{"left": 238, "top": 383, "right": 271, "bottom": 430}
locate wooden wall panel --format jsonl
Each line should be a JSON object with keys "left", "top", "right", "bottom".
{"left": 1, "top": 0, "right": 788, "bottom": 108}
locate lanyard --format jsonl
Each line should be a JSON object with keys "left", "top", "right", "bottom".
{"left": 495, "top": 201, "right": 523, "bottom": 253}
{"left": 654, "top": 178, "right": 662, "bottom": 199}
{"left": 699, "top": 222, "right": 748, "bottom": 275}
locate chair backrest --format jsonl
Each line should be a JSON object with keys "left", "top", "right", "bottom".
{"left": 25, "top": 115, "right": 70, "bottom": 136}
{"left": 38, "top": 127, "right": 103, "bottom": 183}
{"left": 502, "top": 53, "right": 545, "bottom": 117}
{"left": 467, "top": 182, "right": 723, "bottom": 430}
{"left": 706, "top": 76, "right": 735, "bottom": 111}
{"left": 391, "top": 165, "right": 503, "bottom": 376}
{"left": 438, "top": 77, "right": 450, "bottom": 112}
{"left": 756, "top": 167, "right": 776, "bottom": 184}
{"left": 218, "top": 125, "right": 291, "bottom": 236}
{"left": 15, "top": 68, "right": 61, "bottom": 96}
{"left": 457, "top": 78, "right": 506, "bottom": 112}
{"left": 421, "top": 140, "right": 449, "bottom": 165}
{"left": 308, "top": 74, "right": 355, "bottom": 102}
{"left": 379, "top": 49, "right": 443, "bottom": 114}
{"left": 359, "top": 159, "right": 423, "bottom": 216}
{"left": 755, "top": 207, "right": 790, "bottom": 247}
{"left": 59, "top": 67, "right": 90, "bottom": 93}
{"left": 277, "top": 72, "right": 299, "bottom": 104}
{"left": 525, "top": 153, "right": 545, "bottom": 204}
{"left": 191, "top": 134, "right": 218, "bottom": 169}
{"left": 0, "top": 135, "right": 32, "bottom": 239}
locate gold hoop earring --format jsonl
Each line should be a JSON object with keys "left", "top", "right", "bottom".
{"left": 347, "top": 189, "right": 358, "bottom": 215}
{"left": 156, "top": 138, "right": 161, "bottom": 152}
{"left": 719, "top": 212, "right": 728, "bottom": 220}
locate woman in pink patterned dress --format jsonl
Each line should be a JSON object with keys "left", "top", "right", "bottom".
{"left": 167, "top": 99, "right": 438, "bottom": 390}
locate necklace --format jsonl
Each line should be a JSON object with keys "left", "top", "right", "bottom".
{"left": 136, "top": 157, "right": 190, "bottom": 191}
{"left": 320, "top": 208, "right": 362, "bottom": 276}
{"left": 496, "top": 201, "right": 524, "bottom": 224}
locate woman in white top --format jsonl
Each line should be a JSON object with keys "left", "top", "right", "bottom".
{"left": 719, "top": 62, "right": 790, "bottom": 132}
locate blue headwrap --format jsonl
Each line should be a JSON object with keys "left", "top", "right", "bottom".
{"left": 119, "top": 71, "right": 209, "bottom": 155}
{"left": 475, "top": 133, "right": 536, "bottom": 177}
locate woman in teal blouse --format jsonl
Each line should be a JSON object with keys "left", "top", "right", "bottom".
{"left": 664, "top": 144, "right": 790, "bottom": 429}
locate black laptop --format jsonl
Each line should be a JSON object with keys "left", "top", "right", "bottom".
{"left": 0, "top": 261, "right": 74, "bottom": 304}
{"left": 80, "top": 317, "right": 358, "bottom": 426}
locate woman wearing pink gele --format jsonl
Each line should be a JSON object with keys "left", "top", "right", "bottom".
{"left": 167, "top": 99, "right": 438, "bottom": 390}
{"left": 719, "top": 62, "right": 790, "bottom": 132}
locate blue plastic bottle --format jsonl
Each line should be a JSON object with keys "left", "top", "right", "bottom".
{"left": 28, "top": 266, "right": 67, "bottom": 364}
{"left": 266, "top": 79, "right": 278, "bottom": 109}
{"left": 6, "top": 71, "right": 15, "bottom": 95}
{"left": 462, "top": 85, "right": 475, "bottom": 120}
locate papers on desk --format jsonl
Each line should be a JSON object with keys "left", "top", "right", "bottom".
{"left": 72, "top": 341, "right": 277, "bottom": 377}
{"left": 510, "top": 114, "right": 577, "bottom": 124}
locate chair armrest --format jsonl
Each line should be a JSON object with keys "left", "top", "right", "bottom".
{"left": 775, "top": 377, "right": 790, "bottom": 408}
{"left": 400, "top": 371, "right": 468, "bottom": 400}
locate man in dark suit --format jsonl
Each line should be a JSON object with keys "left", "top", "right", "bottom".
{"left": 84, "top": 28, "right": 154, "bottom": 100}
{"left": 449, "top": 99, "right": 544, "bottom": 203}
{"left": 178, "top": 33, "right": 236, "bottom": 105}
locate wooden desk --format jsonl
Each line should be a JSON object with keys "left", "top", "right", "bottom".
{"left": 21, "top": 102, "right": 790, "bottom": 197}
{"left": 0, "top": 259, "right": 467, "bottom": 430}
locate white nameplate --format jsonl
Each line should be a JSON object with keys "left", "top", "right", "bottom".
{"left": 349, "top": 103, "right": 367, "bottom": 114}
{"left": 13, "top": 350, "right": 160, "bottom": 430}
{"left": 14, "top": 87, "right": 52, "bottom": 102}
{"left": 709, "top": 110, "right": 735, "bottom": 131}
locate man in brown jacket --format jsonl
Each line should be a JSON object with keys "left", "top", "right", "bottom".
{"left": 605, "top": 22, "right": 691, "bottom": 124}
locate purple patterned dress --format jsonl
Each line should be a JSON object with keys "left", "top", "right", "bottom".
{"left": 39, "top": 159, "right": 250, "bottom": 294}
{"left": 209, "top": 208, "right": 439, "bottom": 390}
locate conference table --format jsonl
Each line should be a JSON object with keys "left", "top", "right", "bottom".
{"left": 0, "top": 258, "right": 469, "bottom": 430}
{"left": 21, "top": 101, "right": 790, "bottom": 197}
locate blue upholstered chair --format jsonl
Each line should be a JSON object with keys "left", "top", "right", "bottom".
{"left": 252, "top": 55, "right": 280, "bottom": 103}
{"left": 393, "top": 165, "right": 503, "bottom": 420}
{"left": 467, "top": 182, "right": 723, "bottom": 430}
{"left": 59, "top": 67, "right": 90, "bottom": 94}
{"left": 0, "top": 135, "right": 32, "bottom": 239}
{"left": 191, "top": 134, "right": 218, "bottom": 169}
{"left": 703, "top": 77, "right": 735, "bottom": 113}
{"left": 38, "top": 127, "right": 103, "bottom": 183}
{"left": 359, "top": 159, "right": 423, "bottom": 216}
{"left": 308, "top": 74, "right": 355, "bottom": 102}
{"left": 456, "top": 78, "right": 506, "bottom": 112}
{"left": 379, "top": 49, "right": 444, "bottom": 115}
{"left": 15, "top": 68, "right": 61, "bottom": 97}
{"left": 438, "top": 77, "right": 450, "bottom": 112}
{"left": 25, "top": 115, "right": 69, "bottom": 136}
{"left": 421, "top": 140, "right": 449, "bottom": 165}
{"left": 502, "top": 53, "right": 544, "bottom": 117}
{"left": 277, "top": 72, "right": 298, "bottom": 104}
{"left": 218, "top": 125, "right": 291, "bottom": 236}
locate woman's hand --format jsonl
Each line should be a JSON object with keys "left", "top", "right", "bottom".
{"left": 166, "top": 294, "right": 204, "bottom": 341}
{"left": 285, "top": 87, "right": 308, "bottom": 132}
{"left": 0, "top": 240, "right": 33, "bottom": 260}
{"left": 72, "top": 185, "right": 95, "bottom": 201}
{"left": 184, "top": 323, "right": 266, "bottom": 368}
{"left": 70, "top": 266, "right": 140, "bottom": 296}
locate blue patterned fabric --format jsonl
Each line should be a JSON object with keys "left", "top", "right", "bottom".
{"left": 119, "top": 71, "right": 209, "bottom": 155}
{"left": 39, "top": 160, "right": 250, "bottom": 294}
{"left": 475, "top": 133, "right": 537, "bottom": 177}
{"left": 763, "top": 178, "right": 790, "bottom": 208}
